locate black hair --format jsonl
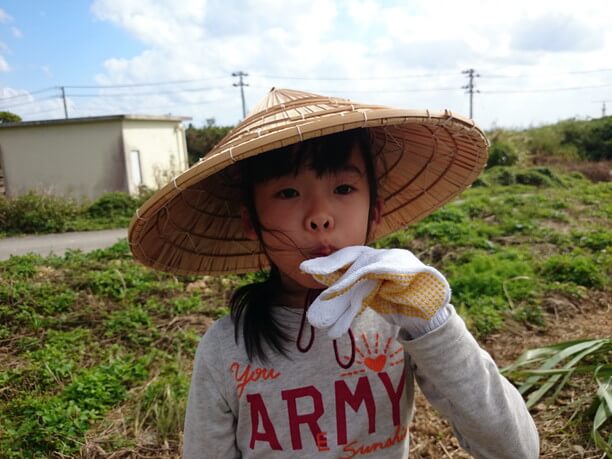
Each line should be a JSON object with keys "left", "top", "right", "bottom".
{"left": 230, "top": 128, "right": 379, "bottom": 362}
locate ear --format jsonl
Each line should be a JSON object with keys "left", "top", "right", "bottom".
{"left": 241, "top": 206, "right": 258, "bottom": 241}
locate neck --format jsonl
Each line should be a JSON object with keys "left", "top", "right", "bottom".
{"left": 275, "top": 271, "right": 322, "bottom": 308}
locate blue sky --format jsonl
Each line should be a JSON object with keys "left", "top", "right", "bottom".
{"left": 2, "top": 0, "right": 612, "bottom": 129}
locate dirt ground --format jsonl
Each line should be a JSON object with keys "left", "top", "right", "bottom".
{"left": 409, "top": 292, "right": 611, "bottom": 458}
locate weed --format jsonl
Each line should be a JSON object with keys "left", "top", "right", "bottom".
{"left": 86, "top": 192, "right": 139, "bottom": 219}
{"left": 0, "top": 253, "right": 43, "bottom": 278}
{"left": 503, "top": 338, "right": 612, "bottom": 456}
{"left": 445, "top": 250, "right": 538, "bottom": 335}
{"left": 540, "top": 252, "right": 607, "bottom": 289}
{"left": 572, "top": 230, "right": 612, "bottom": 252}
{"left": 1, "top": 191, "right": 80, "bottom": 234}
{"left": 0, "top": 356, "right": 148, "bottom": 457}
{"left": 133, "top": 362, "right": 190, "bottom": 442}
{"left": 104, "top": 306, "right": 158, "bottom": 346}
{"left": 487, "top": 139, "right": 519, "bottom": 168}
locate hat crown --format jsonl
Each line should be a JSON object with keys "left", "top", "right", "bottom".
{"left": 247, "top": 87, "right": 315, "bottom": 116}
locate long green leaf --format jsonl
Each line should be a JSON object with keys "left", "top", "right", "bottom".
{"left": 592, "top": 377, "right": 612, "bottom": 456}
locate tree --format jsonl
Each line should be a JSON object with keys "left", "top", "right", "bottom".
{"left": 185, "top": 122, "right": 233, "bottom": 166}
{"left": 0, "top": 111, "right": 22, "bottom": 123}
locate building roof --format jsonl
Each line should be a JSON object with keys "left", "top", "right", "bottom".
{"left": 0, "top": 114, "right": 192, "bottom": 130}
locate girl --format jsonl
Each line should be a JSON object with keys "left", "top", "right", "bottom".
{"left": 128, "top": 88, "right": 539, "bottom": 458}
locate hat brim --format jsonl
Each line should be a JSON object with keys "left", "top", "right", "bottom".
{"left": 128, "top": 89, "right": 488, "bottom": 275}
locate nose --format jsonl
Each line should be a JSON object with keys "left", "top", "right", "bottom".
{"left": 305, "top": 200, "right": 335, "bottom": 232}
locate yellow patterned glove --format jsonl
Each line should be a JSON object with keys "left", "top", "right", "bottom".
{"left": 300, "top": 246, "right": 451, "bottom": 338}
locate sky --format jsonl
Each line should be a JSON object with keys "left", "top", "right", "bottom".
{"left": 1, "top": 0, "right": 612, "bottom": 130}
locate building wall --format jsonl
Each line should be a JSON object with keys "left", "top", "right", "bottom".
{"left": 121, "top": 119, "right": 189, "bottom": 194}
{"left": 0, "top": 120, "right": 127, "bottom": 199}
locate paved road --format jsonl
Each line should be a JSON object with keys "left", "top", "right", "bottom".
{"left": 0, "top": 228, "right": 128, "bottom": 260}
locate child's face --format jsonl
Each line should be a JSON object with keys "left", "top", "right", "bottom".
{"left": 243, "top": 146, "right": 380, "bottom": 291}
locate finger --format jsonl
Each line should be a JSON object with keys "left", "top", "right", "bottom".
{"left": 327, "top": 279, "right": 377, "bottom": 339}
{"left": 307, "top": 292, "right": 351, "bottom": 328}
{"left": 300, "top": 245, "right": 370, "bottom": 275}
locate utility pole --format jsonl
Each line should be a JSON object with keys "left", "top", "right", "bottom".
{"left": 232, "top": 71, "right": 249, "bottom": 119}
{"left": 592, "top": 100, "right": 611, "bottom": 118}
{"left": 462, "top": 68, "right": 480, "bottom": 119}
{"left": 60, "top": 86, "right": 68, "bottom": 119}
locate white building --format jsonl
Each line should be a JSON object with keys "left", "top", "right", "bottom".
{"left": 0, "top": 114, "right": 190, "bottom": 199}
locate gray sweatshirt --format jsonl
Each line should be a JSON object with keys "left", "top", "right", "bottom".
{"left": 183, "top": 306, "right": 539, "bottom": 458}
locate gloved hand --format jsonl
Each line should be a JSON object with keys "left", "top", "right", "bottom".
{"left": 300, "top": 245, "right": 451, "bottom": 339}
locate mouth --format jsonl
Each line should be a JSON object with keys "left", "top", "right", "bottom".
{"left": 310, "top": 245, "right": 337, "bottom": 258}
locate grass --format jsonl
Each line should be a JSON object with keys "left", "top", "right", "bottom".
{"left": 0, "top": 161, "right": 610, "bottom": 456}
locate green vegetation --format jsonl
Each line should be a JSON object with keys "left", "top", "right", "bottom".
{"left": 185, "top": 122, "right": 233, "bottom": 165}
{"left": 0, "top": 241, "right": 233, "bottom": 457}
{"left": 0, "top": 190, "right": 152, "bottom": 236}
{"left": 0, "top": 111, "right": 22, "bottom": 123}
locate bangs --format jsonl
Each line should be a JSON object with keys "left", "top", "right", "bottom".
{"left": 242, "top": 129, "right": 366, "bottom": 185}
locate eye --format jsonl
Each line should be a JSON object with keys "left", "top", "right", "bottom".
{"left": 277, "top": 188, "right": 299, "bottom": 199}
{"left": 335, "top": 184, "right": 355, "bottom": 195}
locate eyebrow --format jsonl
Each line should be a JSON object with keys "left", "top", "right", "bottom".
{"left": 329, "top": 163, "right": 364, "bottom": 176}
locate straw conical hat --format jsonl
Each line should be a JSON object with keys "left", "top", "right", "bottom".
{"left": 128, "top": 88, "right": 488, "bottom": 275}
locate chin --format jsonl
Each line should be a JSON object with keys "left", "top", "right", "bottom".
{"left": 301, "top": 277, "right": 327, "bottom": 290}
{"left": 286, "top": 272, "right": 327, "bottom": 291}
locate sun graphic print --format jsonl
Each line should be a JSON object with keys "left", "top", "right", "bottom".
{"left": 339, "top": 333, "right": 404, "bottom": 378}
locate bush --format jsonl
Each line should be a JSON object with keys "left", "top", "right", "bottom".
{"left": 561, "top": 117, "right": 612, "bottom": 161}
{"left": 1, "top": 191, "right": 79, "bottom": 233}
{"left": 86, "top": 192, "right": 139, "bottom": 219}
{"left": 540, "top": 253, "right": 607, "bottom": 288}
{"left": 487, "top": 140, "right": 519, "bottom": 168}
{"left": 0, "top": 195, "right": 8, "bottom": 229}
{"left": 515, "top": 169, "right": 555, "bottom": 187}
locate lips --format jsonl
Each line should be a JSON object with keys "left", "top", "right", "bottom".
{"left": 311, "top": 245, "right": 336, "bottom": 258}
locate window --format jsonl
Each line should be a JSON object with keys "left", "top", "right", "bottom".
{"left": 130, "top": 150, "right": 143, "bottom": 186}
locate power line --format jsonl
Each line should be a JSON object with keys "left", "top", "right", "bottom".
{"left": 252, "top": 71, "right": 458, "bottom": 81}
{"left": 483, "top": 67, "right": 612, "bottom": 78}
{"left": 63, "top": 75, "right": 231, "bottom": 89}
{"left": 0, "top": 95, "right": 58, "bottom": 109}
{"left": 68, "top": 85, "right": 228, "bottom": 98}
{"left": 0, "top": 87, "right": 57, "bottom": 102}
{"left": 247, "top": 84, "right": 460, "bottom": 94}
{"left": 482, "top": 82, "right": 612, "bottom": 94}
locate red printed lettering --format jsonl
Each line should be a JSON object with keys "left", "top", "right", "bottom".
{"left": 335, "top": 376, "right": 376, "bottom": 444}
{"left": 246, "top": 393, "right": 282, "bottom": 450}
{"left": 316, "top": 431, "right": 330, "bottom": 451}
{"left": 378, "top": 371, "right": 405, "bottom": 426}
{"left": 281, "top": 385, "right": 324, "bottom": 450}
{"left": 230, "top": 361, "right": 281, "bottom": 398}
{"left": 341, "top": 425, "right": 409, "bottom": 458}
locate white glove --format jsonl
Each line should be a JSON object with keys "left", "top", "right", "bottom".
{"left": 300, "top": 246, "right": 451, "bottom": 338}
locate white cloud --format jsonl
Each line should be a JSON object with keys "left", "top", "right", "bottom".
{"left": 91, "top": 0, "right": 207, "bottom": 46}
{"left": 0, "top": 55, "right": 9, "bottom": 72}
{"left": 79, "top": 0, "right": 612, "bottom": 128}
{"left": 511, "top": 14, "right": 604, "bottom": 52}
{"left": 0, "top": 8, "right": 11, "bottom": 23}
{"left": 11, "top": 26, "right": 22, "bottom": 38}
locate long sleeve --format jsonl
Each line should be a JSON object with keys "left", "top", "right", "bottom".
{"left": 401, "top": 306, "right": 539, "bottom": 459}
{"left": 183, "top": 327, "right": 240, "bottom": 459}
